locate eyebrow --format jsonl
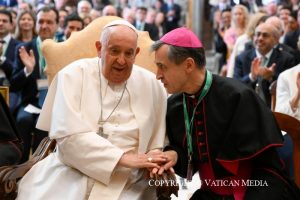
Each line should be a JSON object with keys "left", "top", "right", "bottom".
{"left": 155, "top": 62, "right": 166, "bottom": 68}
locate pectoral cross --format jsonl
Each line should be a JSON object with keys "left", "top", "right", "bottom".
{"left": 97, "top": 122, "right": 108, "bottom": 139}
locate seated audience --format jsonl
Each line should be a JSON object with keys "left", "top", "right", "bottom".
{"left": 134, "top": 6, "right": 158, "bottom": 40}
{"left": 102, "top": 4, "right": 118, "bottom": 16}
{"left": 56, "top": 13, "right": 84, "bottom": 41}
{"left": 0, "top": 9, "right": 22, "bottom": 113}
{"left": 10, "top": 6, "right": 61, "bottom": 163}
{"left": 233, "top": 22, "right": 294, "bottom": 108}
{"left": 77, "top": 0, "right": 92, "bottom": 18}
{"left": 226, "top": 12, "right": 267, "bottom": 77}
{"left": 14, "top": 10, "right": 37, "bottom": 43}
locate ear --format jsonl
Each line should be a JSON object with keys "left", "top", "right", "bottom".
{"left": 185, "top": 57, "right": 195, "bottom": 73}
{"left": 95, "top": 41, "right": 101, "bottom": 57}
{"left": 135, "top": 47, "right": 140, "bottom": 57}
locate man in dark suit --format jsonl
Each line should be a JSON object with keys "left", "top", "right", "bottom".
{"left": 10, "top": 6, "right": 60, "bottom": 162}
{"left": 0, "top": 9, "right": 21, "bottom": 113}
{"left": 284, "top": 9, "right": 300, "bottom": 63}
{"left": 284, "top": 26, "right": 300, "bottom": 50}
{"left": 55, "top": 12, "right": 84, "bottom": 41}
{"left": 234, "top": 22, "right": 295, "bottom": 108}
{"left": 134, "top": 6, "right": 159, "bottom": 41}
{"left": 160, "top": 0, "right": 181, "bottom": 33}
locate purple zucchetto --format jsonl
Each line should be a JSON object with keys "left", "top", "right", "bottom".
{"left": 160, "top": 27, "right": 203, "bottom": 48}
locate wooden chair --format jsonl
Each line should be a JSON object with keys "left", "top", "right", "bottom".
{"left": 0, "top": 16, "right": 177, "bottom": 199}
{"left": 270, "top": 80, "right": 300, "bottom": 187}
{"left": 0, "top": 138, "right": 56, "bottom": 200}
{"left": 273, "top": 112, "right": 300, "bottom": 188}
{"left": 0, "top": 86, "right": 9, "bottom": 105}
{"left": 43, "top": 16, "right": 156, "bottom": 84}
{"left": 269, "top": 80, "right": 277, "bottom": 111}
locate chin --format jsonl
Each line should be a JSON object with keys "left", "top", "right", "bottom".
{"left": 166, "top": 88, "right": 174, "bottom": 94}
{"left": 111, "top": 77, "right": 127, "bottom": 84}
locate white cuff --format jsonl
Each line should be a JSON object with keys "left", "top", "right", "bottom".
{"left": 0, "top": 56, "right": 6, "bottom": 65}
{"left": 24, "top": 67, "right": 32, "bottom": 77}
{"left": 249, "top": 73, "right": 256, "bottom": 82}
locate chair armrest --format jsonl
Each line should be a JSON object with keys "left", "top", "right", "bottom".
{"left": 0, "top": 137, "right": 56, "bottom": 199}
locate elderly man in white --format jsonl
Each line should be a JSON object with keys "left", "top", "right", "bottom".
{"left": 17, "top": 20, "right": 168, "bottom": 200}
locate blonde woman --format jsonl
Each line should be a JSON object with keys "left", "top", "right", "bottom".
{"left": 14, "top": 10, "right": 37, "bottom": 42}
{"left": 221, "top": 4, "right": 249, "bottom": 76}
{"left": 223, "top": 5, "right": 249, "bottom": 53}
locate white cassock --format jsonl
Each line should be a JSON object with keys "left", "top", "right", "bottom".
{"left": 275, "top": 64, "right": 300, "bottom": 120}
{"left": 17, "top": 57, "right": 168, "bottom": 200}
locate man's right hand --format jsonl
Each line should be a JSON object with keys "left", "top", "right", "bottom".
{"left": 150, "top": 150, "right": 177, "bottom": 176}
{"left": 0, "top": 43, "right": 3, "bottom": 56}
{"left": 19, "top": 46, "right": 35, "bottom": 74}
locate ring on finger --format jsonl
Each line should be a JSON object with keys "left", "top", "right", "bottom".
{"left": 147, "top": 157, "right": 153, "bottom": 162}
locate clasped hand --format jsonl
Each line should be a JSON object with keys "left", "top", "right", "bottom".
{"left": 118, "top": 150, "right": 178, "bottom": 177}
{"left": 148, "top": 150, "right": 177, "bottom": 178}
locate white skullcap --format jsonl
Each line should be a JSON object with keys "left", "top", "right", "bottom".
{"left": 103, "top": 19, "right": 137, "bottom": 33}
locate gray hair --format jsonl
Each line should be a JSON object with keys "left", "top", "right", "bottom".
{"left": 151, "top": 40, "right": 206, "bottom": 69}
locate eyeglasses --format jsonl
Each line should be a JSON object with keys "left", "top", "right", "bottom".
{"left": 254, "top": 32, "right": 271, "bottom": 38}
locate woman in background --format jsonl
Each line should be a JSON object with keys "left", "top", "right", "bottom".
{"left": 221, "top": 4, "right": 249, "bottom": 76}
{"left": 14, "top": 10, "right": 37, "bottom": 42}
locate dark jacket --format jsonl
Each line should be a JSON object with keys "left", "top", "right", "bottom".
{"left": 165, "top": 75, "right": 300, "bottom": 199}
{"left": 0, "top": 94, "right": 23, "bottom": 166}
{"left": 10, "top": 38, "right": 42, "bottom": 107}
{"left": 233, "top": 47, "right": 295, "bottom": 107}
{"left": 0, "top": 38, "right": 21, "bottom": 84}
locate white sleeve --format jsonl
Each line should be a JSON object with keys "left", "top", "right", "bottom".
{"left": 275, "top": 73, "right": 297, "bottom": 117}
{"left": 57, "top": 132, "right": 124, "bottom": 185}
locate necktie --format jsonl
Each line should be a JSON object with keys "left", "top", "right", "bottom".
{"left": 0, "top": 40, "right": 6, "bottom": 57}
{"left": 40, "top": 57, "right": 46, "bottom": 78}
{"left": 262, "top": 56, "right": 268, "bottom": 67}
{"left": 255, "top": 56, "right": 268, "bottom": 102}
{"left": 137, "top": 23, "right": 143, "bottom": 31}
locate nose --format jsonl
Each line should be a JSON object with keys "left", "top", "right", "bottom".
{"left": 156, "top": 68, "right": 163, "bottom": 80}
{"left": 117, "top": 54, "right": 126, "bottom": 65}
{"left": 41, "top": 22, "right": 48, "bottom": 29}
